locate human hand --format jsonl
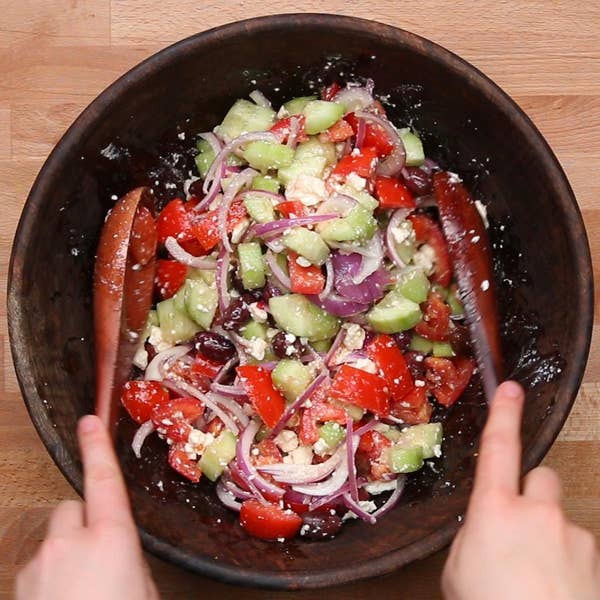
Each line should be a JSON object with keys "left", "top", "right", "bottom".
{"left": 442, "top": 381, "right": 600, "bottom": 600}
{"left": 16, "top": 415, "right": 158, "bottom": 600}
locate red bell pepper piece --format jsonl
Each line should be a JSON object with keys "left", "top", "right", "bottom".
{"left": 168, "top": 443, "right": 202, "bottom": 482}
{"left": 374, "top": 177, "right": 416, "bottom": 210}
{"left": 239, "top": 500, "right": 302, "bottom": 540}
{"left": 157, "top": 199, "right": 194, "bottom": 245}
{"left": 237, "top": 365, "right": 286, "bottom": 428}
{"left": 191, "top": 201, "right": 247, "bottom": 253}
{"left": 321, "top": 82, "right": 341, "bottom": 101}
{"left": 357, "top": 430, "right": 393, "bottom": 480}
{"left": 329, "top": 364, "right": 390, "bottom": 417}
{"left": 151, "top": 397, "right": 205, "bottom": 443}
{"left": 424, "top": 356, "right": 475, "bottom": 407}
{"left": 121, "top": 380, "right": 169, "bottom": 425}
{"left": 155, "top": 259, "right": 188, "bottom": 299}
{"left": 251, "top": 439, "right": 283, "bottom": 467}
{"left": 389, "top": 386, "right": 433, "bottom": 424}
{"left": 345, "top": 113, "right": 394, "bottom": 158}
{"left": 367, "top": 334, "right": 414, "bottom": 402}
{"left": 319, "top": 119, "right": 354, "bottom": 143}
{"left": 276, "top": 200, "right": 306, "bottom": 218}
{"left": 415, "top": 291, "right": 452, "bottom": 341}
{"left": 408, "top": 214, "right": 452, "bottom": 287}
{"left": 287, "top": 252, "right": 325, "bottom": 295}
{"left": 331, "top": 147, "right": 379, "bottom": 179}
{"left": 270, "top": 115, "right": 309, "bottom": 144}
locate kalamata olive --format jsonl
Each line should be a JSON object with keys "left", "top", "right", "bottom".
{"left": 405, "top": 350, "right": 427, "bottom": 380}
{"left": 193, "top": 331, "right": 236, "bottom": 362}
{"left": 187, "top": 179, "right": 204, "bottom": 199}
{"left": 263, "top": 283, "right": 283, "bottom": 300}
{"left": 393, "top": 332, "right": 411, "bottom": 352}
{"left": 300, "top": 511, "right": 343, "bottom": 541}
{"left": 220, "top": 299, "right": 251, "bottom": 331}
{"left": 242, "top": 288, "right": 264, "bottom": 304}
{"left": 402, "top": 166, "right": 433, "bottom": 196}
{"left": 271, "top": 331, "right": 306, "bottom": 359}
{"left": 449, "top": 323, "right": 472, "bottom": 356}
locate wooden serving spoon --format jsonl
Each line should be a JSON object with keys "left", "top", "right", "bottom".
{"left": 94, "top": 187, "right": 157, "bottom": 432}
{"left": 434, "top": 171, "right": 503, "bottom": 401}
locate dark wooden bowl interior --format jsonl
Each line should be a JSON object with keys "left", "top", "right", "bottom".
{"left": 8, "top": 14, "right": 593, "bottom": 589}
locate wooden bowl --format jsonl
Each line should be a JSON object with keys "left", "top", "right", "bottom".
{"left": 7, "top": 14, "right": 593, "bottom": 589}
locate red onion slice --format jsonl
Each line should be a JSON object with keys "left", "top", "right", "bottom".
{"left": 371, "top": 476, "right": 406, "bottom": 519}
{"left": 355, "top": 117, "right": 366, "bottom": 149}
{"left": 287, "top": 116, "right": 300, "bottom": 149}
{"left": 320, "top": 257, "right": 335, "bottom": 299}
{"left": 352, "top": 233, "right": 384, "bottom": 284}
{"left": 210, "top": 382, "right": 246, "bottom": 397}
{"left": 207, "top": 391, "right": 250, "bottom": 427}
{"left": 265, "top": 250, "right": 291, "bottom": 290}
{"left": 334, "top": 86, "right": 373, "bottom": 114}
{"left": 307, "top": 292, "right": 369, "bottom": 317}
{"left": 346, "top": 416, "right": 359, "bottom": 501}
{"left": 385, "top": 208, "right": 412, "bottom": 269}
{"left": 342, "top": 492, "right": 377, "bottom": 524}
{"left": 308, "top": 476, "right": 368, "bottom": 511}
{"left": 249, "top": 214, "right": 338, "bottom": 238}
{"left": 324, "top": 327, "right": 346, "bottom": 366}
{"left": 145, "top": 345, "right": 192, "bottom": 382}
{"left": 292, "top": 454, "right": 349, "bottom": 496}
{"left": 164, "top": 237, "right": 217, "bottom": 269}
{"left": 223, "top": 476, "right": 254, "bottom": 500}
{"left": 214, "top": 355, "right": 238, "bottom": 384}
{"left": 216, "top": 245, "right": 231, "bottom": 313}
{"left": 218, "top": 167, "right": 256, "bottom": 252}
{"left": 216, "top": 480, "right": 242, "bottom": 511}
{"left": 131, "top": 420, "right": 154, "bottom": 459}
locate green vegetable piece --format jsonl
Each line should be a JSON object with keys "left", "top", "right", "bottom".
{"left": 399, "top": 130, "right": 425, "bottom": 167}
{"left": 447, "top": 286, "right": 465, "bottom": 317}
{"left": 339, "top": 183, "right": 379, "bottom": 211}
{"left": 387, "top": 445, "right": 424, "bottom": 473}
{"left": 195, "top": 138, "right": 215, "bottom": 178}
{"left": 397, "top": 423, "right": 443, "bottom": 460}
{"left": 311, "top": 338, "right": 332, "bottom": 353}
{"left": 431, "top": 284, "right": 448, "bottom": 300}
{"left": 271, "top": 359, "right": 313, "bottom": 402}
{"left": 243, "top": 193, "right": 275, "bottom": 224}
{"left": 156, "top": 293, "right": 201, "bottom": 344}
{"left": 216, "top": 99, "right": 276, "bottom": 140}
{"left": 237, "top": 242, "right": 266, "bottom": 290}
{"left": 252, "top": 174, "right": 280, "bottom": 193}
{"left": 367, "top": 290, "right": 422, "bottom": 334}
{"left": 381, "top": 426, "right": 402, "bottom": 443}
{"left": 148, "top": 309, "right": 159, "bottom": 328}
{"left": 396, "top": 267, "right": 430, "bottom": 304}
{"left": 278, "top": 155, "right": 327, "bottom": 187}
{"left": 241, "top": 320, "right": 267, "bottom": 341}
{"left": 391, "top": 219, "right": 416, "bottom": 263}
{"left": 242, "top": 141, "right": 295, "bottom": 172}
{"left": 187, "top": 268, "right": 216, "bottom": 286}
{"left": 294, "top": 138, "right": 337, "bottom": 167}
{"left": 319, "top": 422, "right": 346, "bottom": 449}
{"left": 199, "top": 431, "right": 237, "bottom": 481}
{"left": 184, "top": 279, "right": 218, "bottom": 330}
{"left": 268, "top": 294, "right": 340, "bottom": 342}
{"left": 320, "top": 204, "right": 377, "bottom": 243}
{"left": 409, "top": 334, "right": 433, "bottom": 354}
{"left": 302, "top": 100, "right": 345, "bottom": 135}
{"left": 282, "top": 228, "right": 330, "bottom": 265}
{"left": 283, "top": 95, "right": 317, "bottom": 115}
{"left": 432, "top": 341, "right": 455, "bottom": 358}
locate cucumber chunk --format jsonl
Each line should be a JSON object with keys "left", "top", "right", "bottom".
{"left": 319, "top": 204, "right": 377, "bottom": 243}
{"left": 396, "top": 267, "right": 430, "bottom": 304}
{"left": 278, "top": 155, "right": 327, "bottom": 187}
{"left": 381, "top": 426, "right": 402, "bottom": 442}
{"left": 184, "top": 278, "right": 218, "bottom": 330}
{"left": 242, "top": 141, "right": 294, "bottom": 172}
{"left": 319, "top": 422, "right": 346, "bottom": 449}
{"left": 216, "top": 99, "right": 276, "bottom": 141}
{"left": 243, "top": 193, "right": 275, "bottom": 224}
{"left": 252, "top": 174, "right": 280, "bottom": 193}
{"left": 447, "top": 286, "right": 465, "bottom": 317}
{"left": 367, "top": 290, "right": 422, "bottom": 334}
{"left": 432, "top": 341, "right": 455, "bottom": 358}
{"left": 409, "top": 334, "right": 433, "bottom": 354}
{"left": 268, "top": 294, "right": 340, "bottom": 342}
{"left": 302, "top": 100, "right": 345, "bottom": 135}
{"left": 338, "top": 183, "right": 379, "bottom": 211}
{"left": 397, "top": 423, "right": 443, "bottom": 459}
{"left": 311, "top": 338, "right": 332, "bottom": 353}
{"left": 399, "top": 130, "right": 425, "bottom": 167}
{"left": 387, "top": 445, "right": 424, "bottom": 473}
{"left": 271, "top": 359, "right": 313, "bottom": 402}
{"left": 157, "top": 292, "right": 201, "bottom": 344}
{"left": 237, "top": 242, "right": 266, "bottom": 290}
{"left": 294, "top": 138, "right": 337, "bottom": 167}
{"left": 195, "top": 138, "right": 215, "bottom": 178}
{"left": 199, "top": 431, "right": 237, "bottom": 481}
{"left": 283, "top": 95, "right": 317, "bottom": 115}
{"left": 241, "top": 320, "right": 267, "bottom": 341}
{"left": 282, "top": 227, "right": 330, "bottom": 265}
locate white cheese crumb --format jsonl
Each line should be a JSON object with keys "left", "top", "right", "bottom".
{"left": 132, "top": 345, "right": 149, "bottom": 370}
{"left": 342, "top": 500, "right": 378, "bottom": 521}
{"left": 285, "top": 174, "right": 327, "bottom": 206}
{"left": 230, "top": 218, "right": 250, "bottom": 244}
{"left": 312, "top": 438, "right": 330, "bottom": 456}
{"left": 177, "top": 131, "right": 186, "bottom": 140}
{"left": 148, "top": 326, "right": 173, "bottom": 353}
{"left": 288, "top": 445, "right": 313, "bottom": 465}
{"left": 346, "top": 172, "right": 367, "bottom": 191}
{"left": 274, "top": 430, "right": 299, "bottom": 453}
{"left": 295, "top": 255, "right": 312, "bottom": 267}
{"left": 350, "top": 357, "right": 378, "bottom": 374}
{"left": 364, "top": 480, "right": 397, "bottom": 495}
{"left": 248, "top": 302, "right": 268, "bottom": 323}
{"left": 412, "top": 243, "right": 436, "bottom": 276}
{"left": 391, "top": 220, "right": 415, "bottom": 245}
{"left": 245, "top": 337, "right": 268, "bottom": 360}
{"left": 342, "top": 323, "right": 366, "bottom": 350}
{"left": 277, "top": 105, "right": 289, "bottom": 119}
{"left": 432, "top": 444, "right": 442, "bottom": 458}
{"left": 447, "top": 171, "right": 462, "bottom": 184}
{"left": 480, "top": 279, "right": 490, "bottom": 291}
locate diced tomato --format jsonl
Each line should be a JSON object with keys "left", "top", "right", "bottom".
{"left": 191, "top": 201, "right": 247, "bottom": 253}
{"left": 206, "top": 416, "right": 225, "bottom": 437}
{"left": 390, "top": 387, "right": 433, "bottom": 424}
{"left": 169, "top": 443, "right": 202, "bottom": 483}
{"left": 276, "top": 200, "right": 306, "bottom": 218}
{"left": 367, "top": 334, "right": 414, "bottom": 402}
{"left": 157, "top": 199, "right": 194, "bottom": 245}
{"left": 121, "top": 380, "right": 169, "bottom": 424}
{"left": 374, "top": 177, "right": 416, "bottom": 210}
{"left": 239, "top": 499, "right": 302, "bottom": 541}
{"left": 151, "top": 397, "right": 205, "bottom": 443}
{"left": 192, "top": 353, "right": 224, "bottom": 377}
{"left": 415, "top": 291, "right": 451, "bottom": 341}
{"left": 424, "top": 356, "right": 475, "bottom": 407}
{"left": 321, "top": 82, "right": 341, "bottom": 102}
{"left": 287, "top": 252, "right": 325, "bottom": 295}
{"left": 408, "top": 214, "right": 452, "bottom": 287}
{"left": 283, "top": 492, "right": 311, "bottom": 515}
{"left": 237, "top": 365, "right": 286, "bottom": 428}
{"left": 252, "top": 439, "right": 283, "bottom": 467}
{"left": 331, "top": 147, "right": 379, "bottom": 179}
{"left": 319, "top": 119, "right": 354, "bottom": 143}
{"left": 357, "top": 430, "right": 392, "bottom": 480}
{"left": 166, "top": 359, "right": 212, "bottom": 392}
{"left": 298, "top": 381, "right": 347, "bottom": 445}
{"left": 345, "top": 113, "right": 394, "bottom": 158}
{"left": 329, "top": 365, "right": 390, "bottom": 417}
{"left": 155, "top": 259, "right": 188, "bottom": 300}
{"left": 270, "top": 115, "right": 309, "bottom": 144}
{"left": 178, "top": 238, "right": 206, "bottom": 257}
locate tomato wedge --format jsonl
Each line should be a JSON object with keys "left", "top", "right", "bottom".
{"left": 331, "top": 147, "right": 379, "bottom": 179}
{"left": 414, "top": 291, "right": 451, "bottom": 341}
{"left": 152, "top": 397, "right": 205, "bottom": 443}
{"left": 321, "top": 82, "right": 341, "bottom": 101}
{"left": 169, "top": 444, "right": 202, "bottom": 483}
{"left": 237, "top": 365, "right": 285, "bottom": 428}
{"left": 155, "top": 259, "right": 188, "bottom": 300}
{"left": 357, "top": 430, "right": 393, "bottom": 479}
{"left": 270, "top": 115, "right": 309, "bottom": 144}
{"left": 367, "top": 334, "right": 414, "bottom": 402}
{"left": 408, "top": 214, "right": 452, "bottom": 287}
{"left": 239, "top": 500, "right": 302, "bottom": 541}
{"left": 319, "top": 119, "right": 354, "bottom": 143}
{"left": 276, "top": 200, "right": 306, "bottom": 218}
{"left": 345, "top": 113, "right": 394, "bottom": 158}
{"left": 389, "top": 387, "right": 433, "bottom": 424}
{"left": 374, "top": 177, "right": 416, "bottom": 210}
{"left": 121, "top": 380, "right": 169, "bottom": 424}
{"left": 329, "top": 364, "right": 390, "bottom": 417}
{"left": 157, "top": 199, "right": 194, "bottom": 245}
{"left": 191, "top": 201, "right": 247, "bottom": 253}
{"left": 288, "top": 252, "right": 325, "bottom": 295}
{"left": 424, "top": 356, "right": 475, "bottom": 407}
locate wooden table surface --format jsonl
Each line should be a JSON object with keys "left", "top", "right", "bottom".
{"left": 1, "top": 2, "right": 599, "bottom": 598}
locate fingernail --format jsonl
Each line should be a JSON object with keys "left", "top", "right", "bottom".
{"left": 79, "top": 414, "right": 99, "bottom": 434}
{"left": 500, "top": 380, "right": 523, "bottom": 399}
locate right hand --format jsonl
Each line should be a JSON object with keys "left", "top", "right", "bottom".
{"left": 442, "top": 380, "right": 600, "bottom": 600}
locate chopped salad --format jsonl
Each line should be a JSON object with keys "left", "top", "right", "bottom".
{"left": 120, "top": 80, "right": 477, "bottom": 542}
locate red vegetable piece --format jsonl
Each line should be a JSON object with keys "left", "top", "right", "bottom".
{"left": 424, "top": 356, "right": 475, "bottom": 407}
{"left": 252, "top": 439, "right": 283, "bottom": 467}
{"left": 329, "top": 364, "right": 390, "bottom": 417}
{"left": 151, "top": 397, "right": 205, "bottom": 443}
{"left": 390, "top": 386, "right": 433, "bottom": 424}
{"left": 155, "top": 259, "right": 188, "bottom": 300}
{"left": 414, "top": 291, "right": 451, "bottom": 341}
{"left": 191, "top": 201, "right": 246, "bottom": 253}
{"left": 169, "top": 443, "right": 202, "bottom": 483}
{"left": 276, "top": 200, "right": 306, "bottom": 218}
{"left": 319, "top": 119, "right": 354, "bottom": 143}
{"left": 121, "top": 380, "right": 169, "bottom": 425}
{"left": 157, "top": 199, "right": 194, "bottom": 245}
{"left": 367, "top": 334, "right": 415, "bottom": 402}
{"left": 357, "top": 430, "right": 393, "bottom": 480}
{"left": 321, "top": 82, "right": 341, "bottom": 101}
{"left": 287, "top": 252, "right": 325, "bottom": 295}
{"left": 237, "top": 365, "right": 286, "bottom": 428}
{"left": 408, "top": 214, "right": 452, "bottom": 287}
{"left": 240, "top": 500, "right": 302, "bottom": 540}
{"left": 331, "top": 147, "right": 379, "bottom": 179}
{"left": 270, "top": 115, "right": 309, "bottom": 144}
{"left": 345, "top": 113, "right": 394, "bottom": 158}
{"left": 374, "top": 176, "right": 416, "bottom": 210}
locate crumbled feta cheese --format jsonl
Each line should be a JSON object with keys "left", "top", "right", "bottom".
{"left": 364, "top": 480, "right": 398, "bottom": 495}
{"left": 391, "top": 220, "right": 415, "bottom": 245}
{"left": 312, "top": 438, "right": 330, "bottom": 456}
{"left": 245, "top": 337, "right": 268, "bottom": 360}
{"left": 277, "top": 105, "right": 289, "bottom": 119}
{"left": 415, "top": 379, "right": 426, "bottom": 388}
{"left": 231, "top": 218, "right": 250, "bottom": 244}
{"left": 288, "top": 445, "right": 313, "bottom": 465}
{"left": 248, "top": 302, "right": 268, "bottom": 323}
{"left": 274, "top": 430, "right": 299, "bottom": 453}
{"left": 285, "top": 174, "right": 327, "bottom": 206}
{"left": 474, "top": 200, "right": 489, "bottom": 228}
{"left": 266, "top": 328, "right": 280, "bottom": 340}
{"left": 342, "top": 500, "right": 378, "bottom": 521}
{"left": 412, "top": 243, "right": 436, "bottom": 276}
{"left": 350, "top": 357, "right": 378, "bottom": 374}
{"left": 343, "top": 323, "right": 366, "bottom": 350}
{"left": 148, "top": 326, "right": 173, "bottom": 353}
{"left": 132, "top": 345, "right": 149, "bottom": 370}
{"left": 346, "top": 172, "right": 367, "bottom": 191}
{"left": 432, "top": 444, "right": 442, "bottom": 458}
{"left": 295, "top": 255, "right": 312, "bottom": 268}
{"left": 188, "top": 429, "right": 214, "bottom": 454}
{"left": 447, "top": 171, "right": 462, "bottom": 184}
{"left": 480, "top": 279, "right": 490, "bottom": 292}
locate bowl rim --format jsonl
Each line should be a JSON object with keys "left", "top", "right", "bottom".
{"left": 7, "top": 12, "right": 594, "bottom": 589}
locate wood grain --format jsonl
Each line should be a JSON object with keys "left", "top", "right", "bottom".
{"left": 1, "top": 2, "right": 598, "bottom": 598}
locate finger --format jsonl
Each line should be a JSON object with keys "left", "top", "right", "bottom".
{"left": 523, "top": 466, "right": 562, "bottom": 504}
{"left": 46, "top": 500, "right": 84, "bottom": 537}
{"left": 78, "top": 414, "right": 134, "bottom": 529}
{"left": 472, "top": 380, "right": 525, "bottom": 498}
